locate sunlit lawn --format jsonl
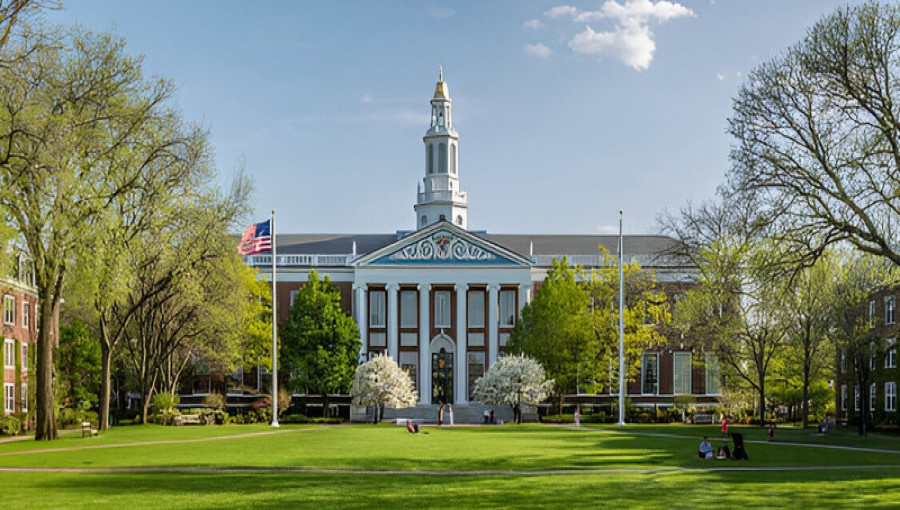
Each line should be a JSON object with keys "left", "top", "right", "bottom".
{"left": 2, "top": 423, "right": 899, "bottom": 508}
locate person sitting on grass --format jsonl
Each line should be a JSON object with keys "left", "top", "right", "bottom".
{"left": 698, "top": 436, "right": 714, "bottom": 459}
{"left": 406, "top": 420, "right": 419, "bottom": 433}
{"left": 715, "top": 443, "right": 731, "bottom": 460}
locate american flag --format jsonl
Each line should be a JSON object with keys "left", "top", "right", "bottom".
{"left": 237, "top": 219, "right": 272, "bottom": 256}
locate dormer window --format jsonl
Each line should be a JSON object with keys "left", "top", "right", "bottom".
{"left": 439, "top": 214, "right": 446, "bottom": 222}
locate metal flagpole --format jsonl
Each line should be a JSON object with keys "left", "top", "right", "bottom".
{"left": 271, "top": 209, "right": 280, "bottom": 427}
{"left": 618, "top": 210, "right": 626, "bottom": 427}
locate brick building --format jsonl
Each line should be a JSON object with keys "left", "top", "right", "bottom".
{"left": 2, "top": 255, "right": 38, "bottom": 417}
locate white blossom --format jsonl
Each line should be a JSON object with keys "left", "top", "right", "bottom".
{"left": 351, "top": 354, "right": 418, "bottom": 410}
{"left": 473, "top": 354, "right": 554, "bottom": 422}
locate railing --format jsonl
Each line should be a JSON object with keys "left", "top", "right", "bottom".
{"left": 417, "top": 190, "right": 467, "bottom": 203}
{"left": 244, "top": 254, "right": 356, "bottom": 267}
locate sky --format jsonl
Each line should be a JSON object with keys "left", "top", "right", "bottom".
{"left": 47, "top": 0, "right": 863, "bottom": 236}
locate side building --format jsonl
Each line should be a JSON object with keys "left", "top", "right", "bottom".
{"left": 1, "top": 255, "right": 38, "bottom": 418}
{"left": 836, "top": 288, "right": 898, "bottom": 427}
{"left": 244, "top": 72, "right": 721, "bottom": 420}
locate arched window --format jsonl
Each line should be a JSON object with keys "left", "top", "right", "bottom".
{"left": 439, "top": 143, "right": 447, "bottom": 173}
{"left": 427, "top": 145, "right": 434, "bottom": 174}
{"left": 439, "top": 214, "right": 446, "bottom": 222}
{"left": 421, "top": 216, "right": 427, "bottom": 226}
{"left": 456, "top": 215, "right": 463, "bottom": 225}
{"left": 450, "top": 144, "right": 457, "bottom": 174}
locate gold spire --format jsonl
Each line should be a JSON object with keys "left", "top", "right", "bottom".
{"left": 433, "top": 66, "right": 449, "bottom": 99}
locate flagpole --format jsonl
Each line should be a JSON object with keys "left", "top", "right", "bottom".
{"left": 618, "top": 210, "right": 626, "bottom": 427}
{"left": 271, "top": 209, "right": 280, "bottom": 427}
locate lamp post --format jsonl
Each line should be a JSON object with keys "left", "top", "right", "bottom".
{"left": 618, "top": 210, "right": 626, "bottom": 427}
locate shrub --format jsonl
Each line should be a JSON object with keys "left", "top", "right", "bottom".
{"left": 281, "top": 414, "right": 310, "bottom": 424}
{"left": 203, "top": 393, "right": 226, "bottom": 410}
{"left": 151, "top": 393, "right": 181, "bottom": 425}
{"left": 0, "top": 415, "right": 21, "bottom": 435}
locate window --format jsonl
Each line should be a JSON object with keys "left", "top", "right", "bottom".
{"left": 439, "top": 143, "right": 447, "bottom": 173}
{"left": 434, "top": 291, "right": 451, "bottom": 328}
{"left": 4, "top": 339, "right": 13, "bottom": 369}
{"left": 400, "top": 290, "right": 417, "bottom": 328}
{"left": 289, "top": 291, "right": 298, "bottom": 307}
{"left": 673, "top": 352, "right": 692, "bottom": 395}
{"left": 870, "top": 383, "right": 877, "bottom": 412}
{"left": 841, "top": 384, "right": 847, "bottom": 411}
{"left": 467, "top": 291, "right": 485, "bottom": 328}
{"left": 3, "top": 384, "right": 13, "bottom": 413}
{"left": 854, "top": 385, "right": 860, "bottom": 411}
{"left": 3, "top": 295, "right": 13, "bottom": 325}
{"left": 22, "top": 301, "right": 28, "bottom": 329}
{"left": 870, "top": 342, "right": 876, "bottom": 371}
{"left": 886, "top": 382, "right": 897, "bottom": 412}
{"left": 705, "top": 353, "right": 720, "bottom": 395}
{"left": 887, "top": 296, "right": 897, "bottom": 325}
{"left": 450, "top": 144, "right": 457, "bottom": 174}
{"left": 427, "top": 144, "right": 434, "bottom": 174}
{"left": 840, "top": 350, "right": 846, "bottom": 373}
{"left": 369, "top": 291, "right": 386, "bottom": 328}
{"left": 468, "top": 351, "right": 485, "bottom": 400}
{"left": 421, "top": 216, "right": 427, "bottom": 226}
{"left": 641, "top": 352, "right": 658, "bottom": 394}
{"left": 869, "top": 300, "right": 876, "bottom": 327}
{"left": 456, "top": 215, "right": 463, "bottom": 226}
{"left": 499, "top": 290, "right": 516, "bottom": 327}
{"left": 21, "top": 344, "right": 27, "bottom": 372}
{"left": 20, "top": 383, "right": 26, "bottom": 412}
{"left": 887, "top": 339, "right": 897, "bottom": 369}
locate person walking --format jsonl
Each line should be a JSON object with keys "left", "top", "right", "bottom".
{"left": 721, "top": 416, "right": 729, "bottom": 437}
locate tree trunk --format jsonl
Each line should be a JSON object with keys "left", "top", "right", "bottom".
{"left": 99, "top": 341, "right": 112, "bottom": 430}
{"left": 34, "top": 290, "right": 58, "bottom": 441}
{"left": 757, "top": 376, "right": 766, "bottom": 427}
{"left": 801, "top": 358, "right": 811, "bottom": 429}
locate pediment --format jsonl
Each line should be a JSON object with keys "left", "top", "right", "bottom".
{"left": 353, "top": 222, "right": 531, "bottom": 267}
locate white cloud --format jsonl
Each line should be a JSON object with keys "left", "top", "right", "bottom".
{"left": 524, "top": 43, "right": 553, "bottom": 58}
{"left": 596, "top": 224, "right": 619, "bottom": 234}
{"left": 545, "top": 5, "right": 578, "bottom": 18}
{"left": 545, "top": 1, "right": 694, "bottom": 70}
{"left": 523, "top": 18, "right": 544, "bottom": 29}
{"left": 716, "top": 72, "right": 725, "bottom": 81}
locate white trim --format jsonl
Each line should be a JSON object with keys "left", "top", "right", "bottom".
{"left": 3, "top": 339, "right": 14, "bottom": 369}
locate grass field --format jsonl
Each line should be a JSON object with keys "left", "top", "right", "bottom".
{"left": 2, "top": 423, "right": 899, "bottom": 509}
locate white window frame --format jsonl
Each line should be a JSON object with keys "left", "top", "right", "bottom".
{"left": 3, "top": 295, "right": 13, "bottom": 325}
{"left": 887, "top": 296, "right": 897, "bottom": 325}
{"left": 369, "top": 291, "right": 386, "bottom": 328}
{"left": 399, "top": 290, "right": 417, "bottom": 328}
{"left": 499, "top": 290, "right": 516, "bottom": 327}
{"left": 673, "top": 352, "right": 692, "bottom": 395}
{"left": 22, "top": 301, "right": 29, "bottom": 329}
{"left": 467, "top": 290, "right": 485, "bottom": 328}
{"left": 887, "top": 339, "right": 897, "bottom": 369}
{"left": 20, "top": 344, "right": 27, "bottom": 372}
{"left": 870, "top": 383, "right": 876, "bottom": 412}
{"left": 705, "top": 353, "right": 720, "bottom": 395}
{"left": 20, "top": 383, "right": 26, "bottom": 412}
{"left": 3, "top": 383, "right": 13, "bottom": 414}
{"left": 869, "top": 300, "right": 876, "bottom": 327}
{"left": 4, "top": 339, "right": 13, "bottom": 369}
{"left": 434, "top": 291, "right": 451, "bottom": 328}
{"left": 840, "top": 384, "right": 847, "bottom": 411}
{"left": 641, "top": 352, "right": 659, "bottom": 395}
{"left": 886, "top": 382, "right": 897, "bottom": 412}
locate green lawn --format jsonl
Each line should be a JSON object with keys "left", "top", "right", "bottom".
{"left": 2, "top": 423, "right": 899, "bottom": 509}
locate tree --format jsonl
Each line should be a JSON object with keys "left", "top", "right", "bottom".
{"left": 472, "top": 354, "right": 553, "bottom": 424}
{"left": 281, "top": 269, "right": 361, "bottom": 414}
{"left": 350, "top": 354, "right": 417, "bottom": 424}
{"left": 55, "top": 320, "right": 101, "bottom": 409}
{"left": 507, "top": 259, "right": 589, "bottom": 403}
{"left": 728, "top": 1, "right": 900, "bottom": 269}
{"left": 0, "top": 26, "right": 182, "bottom": 440}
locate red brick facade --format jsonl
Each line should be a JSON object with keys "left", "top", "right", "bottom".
{"left": 1, "top": 278, "right": 38, "bottom": 416}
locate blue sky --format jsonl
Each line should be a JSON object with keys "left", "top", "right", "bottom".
{"left": 48, "top": 1, "right": 860, "bottom": 235}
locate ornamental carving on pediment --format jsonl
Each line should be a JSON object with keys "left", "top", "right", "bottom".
{"left": 388, "top": 233, "right": 497, "bottom": 261}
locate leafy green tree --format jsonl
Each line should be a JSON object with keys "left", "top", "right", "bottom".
{"left": 0, "top": 26, "right": 185, "bottom": 440}
{"left": 507, "top": 258, "right": 589, "bottom": 403}
{"left": 281, "top": 269, "right": 360, "bottom": 413}
{"left": 55, "top": 320, "right": 101, "bottom": 409}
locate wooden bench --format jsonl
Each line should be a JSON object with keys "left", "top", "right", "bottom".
{"left": 81, "top": 421, "right": 98, "bottom": 437}
{"left": 174, "top": 414, "right": 202, "bottom": 426}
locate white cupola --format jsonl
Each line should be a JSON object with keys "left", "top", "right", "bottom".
{"left": 415, "top": 68, "right": 468, "bottom": 230}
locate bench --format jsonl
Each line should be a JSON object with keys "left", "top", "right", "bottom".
{"left": 691, "top": 413, "right": 714, "bottom": 424}
{"left": 81, "top": 421, "right": 98, "bottom": 437}
{"left": 174, "top": 414, "right": 202, "bottom": 426}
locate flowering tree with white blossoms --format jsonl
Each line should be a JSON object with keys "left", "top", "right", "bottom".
{"left": 473, "top": 354, "right": 554, "bottom": 424}
{"left": 351, "top": 354, "right": 418, "bottom": 424}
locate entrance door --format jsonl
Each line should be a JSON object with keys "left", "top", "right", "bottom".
{"left": 432, "top": 348, "right": 453, "bottom": 404}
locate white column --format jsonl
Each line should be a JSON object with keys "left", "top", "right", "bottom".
{"left": 387, "top": 283, "right": 400, "bottom": 360}
{"left": 487, "top": 283, "right": 499, "bottom": 368}
{"left": 455, "top": 283, "right": 468, "bottom": 404}
{"left": 418, "top": 283, "right": 432, "bottom": 404}
{"left": 354, "top": 284, "right": 368, "bottom": 362}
